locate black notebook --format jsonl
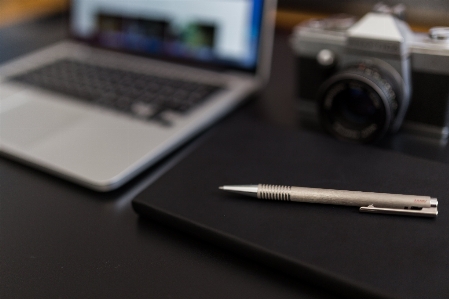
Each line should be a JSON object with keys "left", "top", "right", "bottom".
{"left": 132, "top": 109, "right": 449, "bottom": 299}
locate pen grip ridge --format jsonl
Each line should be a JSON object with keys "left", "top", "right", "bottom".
{"left": 258, "top": 185, "right": 291, "bottom": 201}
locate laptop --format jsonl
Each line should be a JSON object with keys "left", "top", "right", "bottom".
{"left": 0, "top": 0, "right": 276, "bottom": 191}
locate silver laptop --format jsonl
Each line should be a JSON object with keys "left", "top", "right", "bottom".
{"left": 0, "top": 0, "right": 276, "bottom": 191}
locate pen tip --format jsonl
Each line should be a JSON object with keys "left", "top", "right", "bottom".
{"left": 218, "top": 185, "right": 259, "bottom": 197}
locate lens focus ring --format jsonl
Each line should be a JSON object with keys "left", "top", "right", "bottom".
{"left": 319, "top": 64, "right": 401, "bottom": 143}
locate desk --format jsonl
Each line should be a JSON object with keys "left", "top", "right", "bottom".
{"left": 1, "top": 14, "right": 447, "bottom": 299}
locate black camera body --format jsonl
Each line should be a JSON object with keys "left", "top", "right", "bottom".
{"left": 291, "top": 6, "right": 449, "bottom": 143}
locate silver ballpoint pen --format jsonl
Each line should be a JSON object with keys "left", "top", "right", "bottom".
{"left": 219, "top": 184, "right": 438, "bottom": 217}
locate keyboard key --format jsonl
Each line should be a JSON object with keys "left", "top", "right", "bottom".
{"left": 131, "top": 102, "right": 157, "bottom": 118}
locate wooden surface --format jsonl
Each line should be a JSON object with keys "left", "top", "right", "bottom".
{"left": 0, "top": 0, "right": 69, "bottom": 27}
{"left": 275, "top": 9, "right": 430, "bottom": 32}
{"left": 276, "top": 9, "right": 328, "bottom": 30}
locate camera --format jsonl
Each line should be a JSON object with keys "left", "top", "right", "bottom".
{"left": 291, "top": 4, "right": 449, "bottom": 143}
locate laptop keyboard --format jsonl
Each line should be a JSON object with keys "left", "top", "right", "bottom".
{"left": 9, "top": 59, "right": 222, "bottom": 125}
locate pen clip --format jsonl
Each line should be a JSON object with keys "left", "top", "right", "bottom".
{"left": 359, "top": 205, "right": 438, "bottom": 217}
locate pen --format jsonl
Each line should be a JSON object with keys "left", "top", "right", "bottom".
{"left": 219, "top": 184, "right": 438, "bottom": 217}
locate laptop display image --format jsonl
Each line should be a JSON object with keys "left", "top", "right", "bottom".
{"left": 0, "top": 0, "right": 276, "bottom": 191}
{"left": 72, "top": 0, "right": 264, "bottom": 70}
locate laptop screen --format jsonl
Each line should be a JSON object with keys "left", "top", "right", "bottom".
{"left": 71, "top": 0, "right": 264, "bottom": 73}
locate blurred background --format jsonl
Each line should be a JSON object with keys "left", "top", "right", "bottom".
{"left": 1, "top": 0, "right": 448, "bottom": 30}
{"left": 279, "top": 0, "right": 449, "bottom": 28}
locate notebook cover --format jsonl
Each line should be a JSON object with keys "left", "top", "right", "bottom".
{"left": 132, "top": 109, "right": 449, "bottom": 299}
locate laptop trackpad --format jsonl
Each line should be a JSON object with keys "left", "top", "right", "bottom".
{"left": 0, "top": 94, "right": 84, "bottom": 148}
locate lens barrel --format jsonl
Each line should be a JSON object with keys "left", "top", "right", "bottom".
{"left": 319, "top": 64, "right": 401, "bottom": 143}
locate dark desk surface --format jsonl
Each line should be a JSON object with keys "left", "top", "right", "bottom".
{"left": 1, "top": 14, "right": 448, "bottom": 299}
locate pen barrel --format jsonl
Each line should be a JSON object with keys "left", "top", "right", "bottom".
{"left": 289, "top": 187, "right": 433, "bottom": 209}
{"left": 257, "top": 185, "right": 434, "bottom": 209}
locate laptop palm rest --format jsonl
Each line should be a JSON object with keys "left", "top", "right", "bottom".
{"left": 0, "top": 89, "right": 168, "bottom": 188}
{"left": 1, "top": 92, "right": 84, "bottom": 148}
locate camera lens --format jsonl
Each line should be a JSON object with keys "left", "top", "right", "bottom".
{"left": 335, "top": 86, "right": 378, "bottom": 125}
{"left": 319, "top": 64, "right": 401, "bottom": 143}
